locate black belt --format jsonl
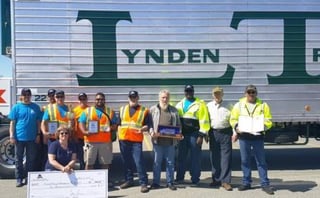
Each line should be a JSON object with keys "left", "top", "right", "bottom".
{"left": 212, "top": 127, "right": 232, "bottom": 134}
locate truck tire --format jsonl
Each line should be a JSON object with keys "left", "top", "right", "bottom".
{"left": 0, "top": 126, "right": 15, "bottom": 179}
{"left": 264, "top": 131, "right": 299, "bottom": 144}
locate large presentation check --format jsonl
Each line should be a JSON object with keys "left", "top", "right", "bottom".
{"left": 27, "top": 170, "right": 108, "bottom": 198}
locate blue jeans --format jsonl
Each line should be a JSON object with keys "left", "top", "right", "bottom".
{"left": 153, "top": 144, "right": 175, "bottom": 185}
{"left": 119, "top": 140, "right": 148, "bottom": 185}
{"left": 15, "top": 140, "right": 38, "bottom": 180}
{"left": 239, "top": 138, "right": 270, "bottom": 187}
{"left": 176, "top": 132, "right": 202, "bottom": 184}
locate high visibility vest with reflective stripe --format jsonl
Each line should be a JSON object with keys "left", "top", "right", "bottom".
{"left": 84, "top": 106, "right": 113, "bottom": 143}
{"left": 73, "top": 105, "right": 88, "bottom": 140}
{"left": 47, "top": 104, "right": 69, "bottom": 140}
{"left": 47, "top": 104, "right": 69, "bottom": 125}
{"left": 119, "top": 105, "right": 147, "bottom": 142}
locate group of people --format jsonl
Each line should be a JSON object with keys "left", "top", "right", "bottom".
{"left": 8, "top": 84, "right": 274, "bottom": 195}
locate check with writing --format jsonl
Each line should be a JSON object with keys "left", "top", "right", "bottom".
{"left": 27, "top": 170, "right": 108, "bottom": 198}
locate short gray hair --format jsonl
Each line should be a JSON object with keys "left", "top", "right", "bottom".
{"left": 158, "top": 89, "right": 170, "bottom": 98}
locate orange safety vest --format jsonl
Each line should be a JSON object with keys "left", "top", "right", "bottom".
{"left": 118, "top": 105, "right": 148, "bottom": 142}
{"left": 84, "top": 106, "right": 113, "bottom": 143}
{"left": 73, "top": 105, "right": 89, "bottom": 140}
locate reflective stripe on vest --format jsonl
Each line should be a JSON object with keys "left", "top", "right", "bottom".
{"left": 48, "top": 104, "right": 68, "bottom": 125}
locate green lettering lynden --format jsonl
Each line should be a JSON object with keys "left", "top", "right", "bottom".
{"left": 121, "top": 49, "right": 219, "bottom": 64}
{"left": 313, "top": 48, "right": 320, "bottom": 62}
{"left": 231, "top": 11, "right": 320, "bottom": 84}
{"left": 76, "top": 10, "right": 231, "bottom": 86}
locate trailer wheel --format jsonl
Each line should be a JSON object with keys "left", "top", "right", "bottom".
{"left": 0, "top": 126, "right": 15, "bottom": 179}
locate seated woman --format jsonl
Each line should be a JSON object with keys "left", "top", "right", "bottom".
{"left": 45, "top": 125, "right": 77, "bottom": 173}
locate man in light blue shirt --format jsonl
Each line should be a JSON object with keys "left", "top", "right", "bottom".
{"left": 9, "top": 88, "right": 42, "bottom": 187}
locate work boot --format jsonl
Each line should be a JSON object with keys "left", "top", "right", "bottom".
{"left": 167, "top": 183, "right": 177, "bottom": 191}
{"left": 140, "top": 185, "right": 149, "bottom": 193}
{"left": 16, "top": 179, "right": 23, "bottom": 187}
{"left": 221, "top": 183, "right": 233, "bottom": 191}
{"left": 238, "top": 184, "right": 251, "bottom": 191}
{"left": 209, "top": 178, "right": 221, "bottom": 187}
{"left": 119, "top": 181, "right": 134, "bottom": 189}
{"left": 262, "top": 186, "right": 275, "bottom": 195}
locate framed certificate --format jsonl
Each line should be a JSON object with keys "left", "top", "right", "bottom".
{"left": 48, "top": 121, "right": 58, "bottom": 134}
{"left": 158, "top": 125, "right": 180, "bottom": 137}
{"left": 88, "top": 120, "right": 99, "bottom": 133}
{"left": 238, "top": 115, "right": 264, "bottom": 135}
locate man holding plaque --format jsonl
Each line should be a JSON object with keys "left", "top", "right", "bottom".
{"left": 175, "top": 85, "right": 210, "bottom": 186}
{"left": 149, "top": 89, "right": 181, "bottom": 191}
{"left": 78, "top": 92, "right": 117, "bottom": 170}
{"left": 9, "top": 88, "right": 42, "bottom": 187}
{"left": 118, "top": 90, "right": 152, "bottom": 193}
{"left": 207, "top": 87, "right": 233, "bottom": 191}
{"left": 41, "top": 90, "right": 70, "bottom": 146}
{"left": 38, "top": 88, "right": 57, "bottom": 171}
{"left": 229, "top": 85, "right": 274, "bottom": 195}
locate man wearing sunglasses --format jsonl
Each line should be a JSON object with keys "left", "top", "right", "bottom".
{"left": 78, "top": 92, "right": 117, "bottom": 171}
{"left": 230, "top": 85, "right": 274, "bottom": 195}
{"left": 41, "top": 90, "right": 70, "bottom": 146}
{"left": 9, "top": 88, "right": 42, "bottom": 187}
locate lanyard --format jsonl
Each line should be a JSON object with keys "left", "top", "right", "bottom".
{"left": 244, "top": 103, "right": 258, "bottom": 117}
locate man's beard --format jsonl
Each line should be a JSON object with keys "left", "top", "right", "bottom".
{"left": 159, "top": 103, "right": 168, "bottom": 110}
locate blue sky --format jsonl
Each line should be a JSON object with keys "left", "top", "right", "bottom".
{"left": 0, "top": 55, "right": 12, "bottom": 77}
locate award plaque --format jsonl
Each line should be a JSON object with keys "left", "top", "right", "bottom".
{"left": 48, "top": 121, "right": 58, "bottom": 134}
{"left": 88, "top": 120, "right": 99, "bottom": 133}
{"left": 158, "top": 125, "right": 181, "bottom": 138}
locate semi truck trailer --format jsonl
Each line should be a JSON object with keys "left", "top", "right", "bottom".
{"left": 1, "top": 0, "right": 320, "bottom": 178}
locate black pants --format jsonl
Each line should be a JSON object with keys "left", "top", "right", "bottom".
{"left": 209, "top": 128, "right": 232, "bottom": 183}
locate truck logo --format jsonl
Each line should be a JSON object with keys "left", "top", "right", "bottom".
{"left": 74, "top": 11, "right": 320, "bottom": 86}
{"left": 0, "top": 89, "right": 6, "bottom": 103}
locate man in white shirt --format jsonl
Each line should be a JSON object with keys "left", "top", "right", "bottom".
{"left": 207, "top": 87, "right": 233, "bottom": 191}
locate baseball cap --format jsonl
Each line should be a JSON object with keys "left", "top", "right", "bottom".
{"left": 55, "top": 90, "right": 65, "bottom": 96}
{"left": 47, "top": 89, "right": 56, "bottom": 96}
{"left": 212, "top": 86, "right": 223, "bottom": 94}
{"left": 128, "top": 90, "right": 139, "bottom": 98}
{"left": 78, "top": 92, "right": 87, "bottom": 99}
{"left": 245, "top": 85, "right": 257, "bottom": 92}
{"left": 184, "top": 85, "right": 194, "bottom": 92}
{"left": 21, "top": 88, "right": 31, "bottom": 96}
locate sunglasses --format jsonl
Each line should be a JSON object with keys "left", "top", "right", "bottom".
{"left": 59, "top": 132, "right": 69, "bottom": 135}
{"left": 56, "top": 95, "right": 64, "bottom": 98}
{"left": 247, "top": 91, "right": 256, "bottom": 95}
{"left": 79, "top": 97, "right": 87, "bottom": 101}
